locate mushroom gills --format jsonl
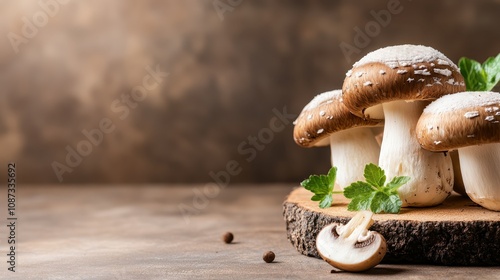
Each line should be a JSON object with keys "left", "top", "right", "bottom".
{"left": 316, "top": 211, "right": 387, "bottom": 272}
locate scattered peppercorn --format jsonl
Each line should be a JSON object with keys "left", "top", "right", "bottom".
{"left": 263, "top": 251, "right": 275, "bottom": 263}
{"left": 222, "top": 232, "right": 234, "bottom": 244}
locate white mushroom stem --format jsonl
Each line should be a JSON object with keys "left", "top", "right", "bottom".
{"left": 338, "top": 211, "right": 374, "bottom": 243}
{"left": 329, "top": 127, "right": 380, "bottom": 190}
{"left": 458, "top": 143, "right": 500, "bottom": 211}
{"left": 379, "top": 100, "right": 453, "bottom": 207}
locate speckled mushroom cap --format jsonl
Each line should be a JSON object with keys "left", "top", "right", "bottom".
{"left": 293, "top": 90, "right": 383, "bottom": 147}
{"left": 342, "top": 44, "right": 466, "bottom": 118}
{"left": 416, "top": 91, "right": 500, "bottom": 152}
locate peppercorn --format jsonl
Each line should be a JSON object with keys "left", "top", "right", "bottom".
{"left": 263, "top": 251, "right": 275, "bottom": 263}
{"left": 222, "top": 232, "right": 234, "bottom": 244}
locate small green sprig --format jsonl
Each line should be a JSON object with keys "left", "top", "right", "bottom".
{"left": 459, "top": 53, "right": 500, "bottom": 91}
{"left": 343, "top": 164, "right": 410, "bottom": 214}
{"left": 301, "top": 167, "right": 343, "bottom": 209}
{"left": 301, "top": 164, "right": 410, "bottom": 214}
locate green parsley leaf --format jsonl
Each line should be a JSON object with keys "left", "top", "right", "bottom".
{"left": 343, "top": 181, "right": 374, "bottom": 211}
{"left": 343, "top": 164, "right": 410, "bottom": 214}
{"left": 301, "top": 167, "right": 338, "bottom": 209}
{"left": 310, "top": 194, "right": 323, "bottom": 201}
{"left": 459, "top": 57, "right": 485, "bottom": 91}
{"left": 343, "top": 181, "right": 373, "bottom": 198}
{"left": 301, "top": 165, "right": 409, "bottom": 212}
{"left": 319, "top": 195, "right": 333, "bottom": 209}
{"left": 459, "top": 53, "right": 500, "bottom": 91}
{"left": 363, "top": 163, "right": 386, "bottom": 188}
{"left": 386, "top": 176, "right": 411, "bottom": 191}
{"left": 369, "top": 192, "right": 401, "bottom": 214}
{"left": 483, "top": 54, "right": 500, "bottom": 90}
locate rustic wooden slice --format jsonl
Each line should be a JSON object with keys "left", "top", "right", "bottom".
{"left": 283, "top": 187, "right": 500, "bottom": 265}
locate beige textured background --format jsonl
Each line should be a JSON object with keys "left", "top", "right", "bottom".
{"left": 1, "top": 0, "right": 500, "bottom": 184}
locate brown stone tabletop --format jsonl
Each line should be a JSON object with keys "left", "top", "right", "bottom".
{"left": 2, "top": 184, "right": 499, "bottom": 279}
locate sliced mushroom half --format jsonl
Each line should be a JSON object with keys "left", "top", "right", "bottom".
{"left": 316, "top": 211, "right": 386, "bottom": 272}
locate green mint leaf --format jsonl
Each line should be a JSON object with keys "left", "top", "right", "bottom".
{"left": 482, "top": 53, "right": 500, "bottom": 90}
{"left": 363, "top": 163, "right": 386, "bottom": 189}
{"left": 459, "top": 54, "right": 500, "bottom": 91}
{"left": 343, "top": 164, "right": 409, "bottom": 214}
{"left": 386, "top": 176, "right": 411, "bottom": 191}
{"left": 319, "top": 195, "right": 333, "bottom": 209}
{"left": 301, "top": 167, "right": 338, "bottom": 208}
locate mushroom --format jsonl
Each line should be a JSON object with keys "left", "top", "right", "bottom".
{"left": 450, "top": 151, "right": 467, "bottom": 196}
{"left": 416, "top": 91, "right": 500, "bottom": 211}
{"left": 293, "top": 90, "right": 383, "bottom": 189}
{"left": 342, "top": 44, "right": 465, "bottom": 207}
{"left": 316, "top": 211, "right": 386, "bottom": 272}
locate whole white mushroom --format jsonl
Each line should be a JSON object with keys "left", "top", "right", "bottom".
{"left": 293, "top": 90, "right": 382, "bottom": 189}
{"left": 342, "top": 45, "right": 465, "bottom": 207}
{"left": 417, "top": 91, "right": 500, "bottom": 211}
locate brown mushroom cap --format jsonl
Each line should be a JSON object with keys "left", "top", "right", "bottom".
{"left": 293, "top": 90, "right": 382, "bottom": 148}
{"left": 416, "top": 91, "right": 500, "bottom": 152}
{"left": 342, "top": 45, "right": 465, "bottom": 118}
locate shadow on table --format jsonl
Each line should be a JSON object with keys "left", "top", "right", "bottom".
{"left": 331, "top": 266, "right": 406, "bottom": 275}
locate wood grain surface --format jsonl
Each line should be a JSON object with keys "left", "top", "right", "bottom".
{"left": 2, "top": 185, "right": 498, "bottom": 279}
{"left": 287, "top": 187, "right": 500, "bottom": 221}
{"left": 284, "top": 187, "right": 500, "bottom": 265}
